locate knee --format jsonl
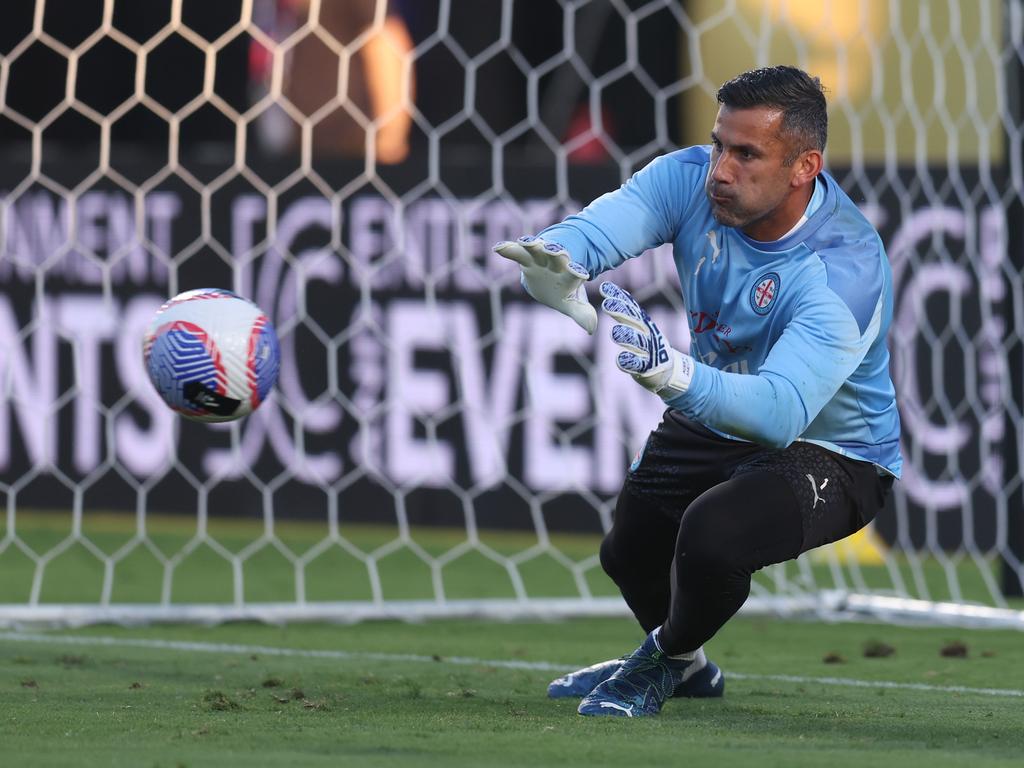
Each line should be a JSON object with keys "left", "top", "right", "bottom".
{"left": 600, "top": 487, "right": 632, "bottom": 582}
{"left": 599, "top": 532, "right": 626, "bottom": 581}
{"left": 599, "top": 525, "right": 660, "bottom": 584}
{"left": 600, "top": 525, "right": 672, "bottom": 584}
{"left": 601, "top": 484, "right": 679, "bottom": 585}
{"left": 676, "top": 502, "right": 741, "bottom": 575}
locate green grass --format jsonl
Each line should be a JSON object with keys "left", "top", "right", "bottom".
{"left": 2, "top": 617, "right": 1024, "bottom": 767}
{"left": 0, "top": 511, "right": 618, "bottom": 605}
{"left": 3, "top": 510, "right": 1024, "bottom": 765}
{"left": 1, "top": 511, "right": 1019, "bottom": 608}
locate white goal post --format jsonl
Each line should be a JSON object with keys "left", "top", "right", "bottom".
{"left": 0, "top": 0, "right": 1023, "bottom": 630}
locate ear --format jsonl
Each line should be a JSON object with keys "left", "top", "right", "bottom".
{"left": 790, "top": 149, "right": 824, "bottom": 187}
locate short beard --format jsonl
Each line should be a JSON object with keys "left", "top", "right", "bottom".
{"left": 709, "top": 200, "right": 756, "bottom": 230}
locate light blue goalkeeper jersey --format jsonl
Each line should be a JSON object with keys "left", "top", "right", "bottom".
{"left": 540, "top": 146, "right": 902, "bottom": 477}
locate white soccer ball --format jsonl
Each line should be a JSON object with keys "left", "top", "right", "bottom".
{"left": 142, "top": 288, "right": 281, "bottom": 423}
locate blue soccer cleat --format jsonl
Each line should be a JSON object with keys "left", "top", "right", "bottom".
{"left": 547, "top": 657, "right": 623, "bottom": 698}
{"left": 548, "top": 649, "right": 723, "bottom": 700}
{"left": 577, "top": 631, "right": 719, "bottom": 717}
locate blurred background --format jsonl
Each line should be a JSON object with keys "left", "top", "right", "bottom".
{"left": 0, "top": 0, "right": 1021, "bottom": 621}
{"left": 0, "top": 1, "right": 1002, "bottom": 165}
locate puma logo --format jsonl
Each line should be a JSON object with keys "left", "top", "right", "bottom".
{"left": 695, "top": 231, "right": 722, "bottom": 277}
{"left": 707, "top": 230, "right": 722, "bottom": 263}
{"left": 598, "top": 701, "right": 634, "bottom": 717}
{"left": 806, "top": 474, "right": 829, "bottom": 508}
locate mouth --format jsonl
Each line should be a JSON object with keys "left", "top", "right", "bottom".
{"left": 709, "top": 192, "right": 732, "bottom": 205}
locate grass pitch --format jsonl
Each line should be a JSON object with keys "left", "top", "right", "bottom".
{"left": 3, "top": 511, "right": 1023, "bottom": 766}
{"left": 0, "top": 510, "right": 1015, "bottom": 607}
{"left": 3, "top": 616, "right": 1024, "bottom": 767}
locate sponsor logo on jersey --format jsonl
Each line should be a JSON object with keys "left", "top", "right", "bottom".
{"left": 749, "top": 272, "right": 780, "bottom": 315}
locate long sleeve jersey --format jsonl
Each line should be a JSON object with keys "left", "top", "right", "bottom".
{"left": 540, "top": 146, "right": 902, "bottom": 477}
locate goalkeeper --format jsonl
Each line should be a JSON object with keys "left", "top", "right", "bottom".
{"left": 495, "top": 66, "right": 900, "bottom": 718}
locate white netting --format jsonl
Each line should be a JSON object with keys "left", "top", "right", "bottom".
{"left": 0, "top": 0, "right": 1022, "bottom": 628}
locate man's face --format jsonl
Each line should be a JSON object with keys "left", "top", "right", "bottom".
{"left": 704, "top": 105, "right": 801, "bottom": 239}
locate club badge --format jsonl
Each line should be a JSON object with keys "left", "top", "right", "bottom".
{"left": 750, "top": 272, "right": 780, "bottom": 315}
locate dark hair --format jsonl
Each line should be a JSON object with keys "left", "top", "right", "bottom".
{"left": 716, "top": 66, "right": 827, "bottom": 163}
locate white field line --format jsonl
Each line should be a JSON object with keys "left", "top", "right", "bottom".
{"left": 2, "top": 631, "right": 1023, "bottom": 699}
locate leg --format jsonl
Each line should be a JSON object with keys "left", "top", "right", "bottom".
{"left": 578, "top": 442, "right": 891, "bottom": 716}
{"left": 599, "top": 485, "right": 680, "bottom": 633}
{"left": 600, "top": 410, "right": 761, "bottom": 632}
{"left": 661, "top": 471, "right": 804, "bottom": 653}
{"left": 659, "top": 442, "right": 890, "bottom": 654}
{"left": 552, "top": 413, "right": 755, "bottom": 701}
{"left": 550, "top": 487, "right": 725, "bottom": 700}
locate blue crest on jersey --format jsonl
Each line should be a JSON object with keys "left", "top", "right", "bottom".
{"left": 749, "top": 272, "right": 780, "bottom": 315}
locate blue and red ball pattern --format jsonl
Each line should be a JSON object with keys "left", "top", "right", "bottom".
{"left": 143, "top": 288, "right": 280, "bottom": 423}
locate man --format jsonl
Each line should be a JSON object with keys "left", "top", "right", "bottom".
{"left": 494, "top": 66, "right": 900, "bottom": 718}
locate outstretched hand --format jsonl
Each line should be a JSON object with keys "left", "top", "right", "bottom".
{"left": 600, "top": 281, "right": 694, "bottom": 398}
{"left": 494, "top": 237, "right": 598, "bottom": 334}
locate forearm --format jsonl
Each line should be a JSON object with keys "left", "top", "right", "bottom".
{"left": 538, "top": 154, "right": 690, "bottom": 275}
{"left": 540, "top": 215, "right": 641, "bottom": 277}
{"left": 665, "top": 364, "right": 809, "bottom": 449}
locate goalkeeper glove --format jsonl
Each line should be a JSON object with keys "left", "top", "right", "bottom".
{"left": 600, "top": 281, "right": 694, "bottom": 400}
{"left": 494, "top": 236, "right": 598, "bottom": 335}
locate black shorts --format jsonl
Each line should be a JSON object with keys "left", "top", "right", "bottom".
{"left": 625, "top": 409, "right": 895, "bottom": 553}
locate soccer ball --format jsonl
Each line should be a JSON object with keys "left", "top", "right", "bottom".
{"left": 142, "top": 288, "right": 281, "bottom": 423}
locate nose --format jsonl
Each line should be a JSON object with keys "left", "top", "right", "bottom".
{"left": 710, "top": 152, "right": 733, "bottom": 185}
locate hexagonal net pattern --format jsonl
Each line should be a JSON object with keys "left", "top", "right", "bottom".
{"left": 0, "top": 0, "right": 1022, "bottom": 628}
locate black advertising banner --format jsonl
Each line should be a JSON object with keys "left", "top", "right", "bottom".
{"left": 0, "top": 159, "right": 1012, "bottom": 552}
{"left": 854, "top": 170, "right": 1010, "bottom": 552}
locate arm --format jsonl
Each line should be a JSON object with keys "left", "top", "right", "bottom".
{"left": 603, "top": 282, "right": 876, "bottom": 448}
{"left": 539, "top": 152, "right": 704, "bottom": 277}
{"left": 671, "top": 293, "right": 875, "bottom": 447}
{"left": 493, "top": 151, "right": 705, "bottom": 333}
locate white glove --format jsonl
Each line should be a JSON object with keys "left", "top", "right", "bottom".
{"left": 494, "top": 236, "right": 598, "bottom": 335}
{"left": 600, "top": 281, "right": 694, "bottom": 400}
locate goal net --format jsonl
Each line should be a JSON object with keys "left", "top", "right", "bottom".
{"left": 1, "top": 0, "right": 1023, "bottom": 629}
